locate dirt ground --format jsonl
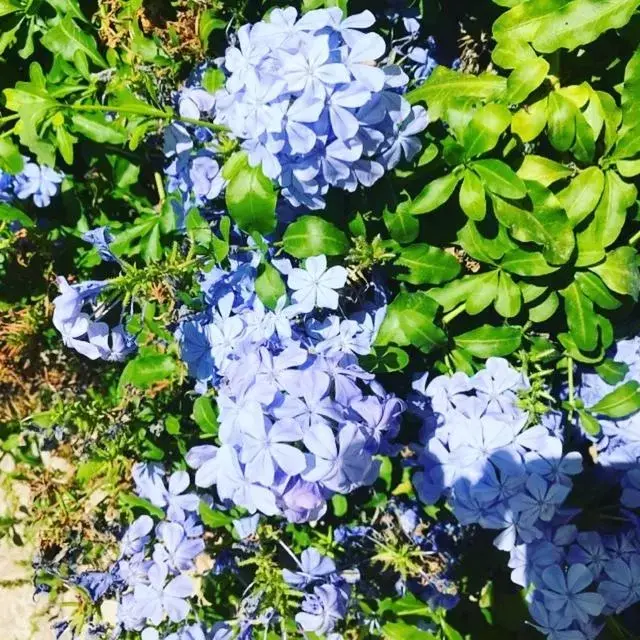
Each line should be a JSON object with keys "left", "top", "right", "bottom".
{"left": 0, "top": 463, "right": 54, "bottom": 640}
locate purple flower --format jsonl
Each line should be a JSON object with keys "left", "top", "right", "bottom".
{"left": 153, "top": 522, "right": 204, "bottom": 571}
{"left": 14, "top": 160, "right": 63, "bottom": 207}
{"left": 133, "top": 562, "right": 193, "bottom": 625}
{"left": 295, "top": 583, "right": 347, "bottom": 635}
{"left": 283, "top": 548, "right": 337, "bottom": 589}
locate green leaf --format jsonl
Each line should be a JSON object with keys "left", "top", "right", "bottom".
{"left": 495, "top": 271, "right": 522, "bottom": 318}
{"left": 375, "top": 292, "right": 446, "bottom": 354}
{"left": 590, "top": 381, "right": 640, "bottom": 418}
{"left": 282, "top": 215, "right": 349, "bottom": 258}
{"left": 407, "top": 66, "right": 506, "bottom": 119}
{"left": 472, "top": 159, "right": 527, "bottom": 199}
{"left": 589, "top": 246, "right": 640, "bottom": 300}
{"left": 596, "top": 359, "right": 629, "bottom": 385}
{"left": 384, "top": 202, "right": 419, "bottom": 244}
{"left": 0, "top": 0, "right": 21, "bottom": 17}
{"left": 192, "top": 396, "right": 218, "bottom": 435}
{"left": 616, "top": 46, "right": 640, "bottom": 158}
{"left": 119, "top": 493, "right": 165, "bottom": 519}
{"left": 382, "top": 622, "right": 436, "bottom": 640}
{"left": 501, "top": 248, "right": 558, "bottom": 275}
{"left": 0, "top": 202, "right": 33, "bottom": 228}
{"left": 457, "top": 221, "right": 498, "bottom": 264}
{"left": 225, "top": 159, "right": 277, "bottom": 235}
{"left": 592, "top": 171, "right": 637, "bottom": 248}
{"left": 459, "top": 169, "right": 487, "bottom": 220}
{"left": 454, "top": 325, "right": 522, "bottom": 358}
{"left": 428, "top": 275, "right": 480, "bottom": 312}
{"left": 575, "top": 222, "right": 605, "bottom": 267}
{"left": 575, "top": 272, "right": 621, "bottom": 310}
{"left": 199, "top": 9, "right": 226, "bottom": 45}
{"left": 517, "top": 155, "right": 572, "bottom": 187}
{"left": 466, "top": 271, "right": 500, "bottom": 315}
{"left": 493, "top": 0, "right": 640, "bottom": 53}
{"left": 529, "top": 290, "right": 559, "bottom": 322}
{"left": 463, "top": 103, "right": 512, "bottom": 157}
{"left": 512, "top": 98, "right": 548, "bottom": 142}
{"left": 492, "top": 38, "right": 537, "bottom": 69}
{"left": 199, "top": 502, "right": 233, "bottom": 528}
{"left": 0, "top": 138, "right": 23, "bottom": 174}
{"left": 395, "top": 244, "right": 461, "bottom": 285}
{"left": 547, "top": 92, "right": 576, "bottom": 151}
{"left": 41, "top": 15, "right": 107, "bottom": 68}
{"left": 255, "top": 262, "right": 286, "bottom": 309}
{"left": 557, "top": 167, "right": 605, "bottom": 227}
{"left": 119, "top": 353, "right": 178, "bottom": 392}
{"left": 492, "top": 194, "right": 574, "bottom": 265}
{"left": 561, "top": 282, "right": 598, "bottom": 351}
{"left": 409, "top": 172, "right": 461, "bottom": 215}
{"left": 572, "top": 112, "right": 596, "bottom": 162}
{"left": 578, "top": 410, "right": 601, "bottom": 436}
{"left": 71, "top": 113, "right": 128, "bottom": 144}
{"left": 505, "top": 57, "right": 550, "bottom": 104}
{"left": 364, "top": 346, "right": 410, "bottom": 372}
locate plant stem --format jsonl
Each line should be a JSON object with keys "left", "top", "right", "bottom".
{"left": 65, "top": 102, "right": 228, "bottom": 133}
{"left": 567, "top": 356, "right": 575, "bottom": 418}
{"left": 629, "top": 229, "right": 640, "bottom": 246}
{"left": 0, "top": 114, "right": 19, "bottom": 126}
{"left": 443, "top": 304, "right": 466, "bottom": 325}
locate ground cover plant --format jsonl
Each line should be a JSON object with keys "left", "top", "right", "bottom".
{"left": 0, "top": 0, "right": 640, "bottom": 638}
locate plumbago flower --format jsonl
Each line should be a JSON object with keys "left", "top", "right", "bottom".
{"left": 51, "top": 276, "right": 136, "bottom": 361}
{"left": 164, "top": 6, "right": 428, "bottom": 212}
{"left": 410, "top": 351, "right": 640, "bottom": 638}
{"left": 176, "top": 249, "right": 403, "bottom": 520}
{"left": 0, "top": 156, "right": 64, "bottom": 208}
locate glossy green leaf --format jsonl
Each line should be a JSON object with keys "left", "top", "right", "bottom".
{"left": 384, "top": 202, "right": 419, "bottom": 244}
{"left": 466, "top": 271, "right": 500, "bottom": 315}
{"left": 225, "top": 160, "right": 277, "bottom": 235}
{"left": 375, "top": 292, "right": 446, "bottom": 354}
{"left": 472, "top": 159, "right": 527, "bottom": 199}
{"left": 561, "top": 282, "right": 598, "bottom": 351}
{"left": 578, "top": 410, "right": 601, "bottom": 436}
{"left": 495, "top": 271, "right": 522, "bottom": 318}
{"left": 41, "top": 15, "right": 107, "bottom": 68}
{"left": 454, "top": 325, "right": 522, "bottom": 358}
{"left": 517, "top": 155, "right": 572, "bottom": 187}
{"left": 505, "top": 57, "right": 550, "bottom": 104}
{"left": 500, "top": 248, "right": 558, "bottom": 275}
{"left": 593, "top": 171, "right": 637, "bottom": 248}
{"left": 200, "top": 503, "right": 233, "bottom": 528}
{"left": 463, "top": 103, "right": 512, "bottom": 157}
{"left": 512, "top": 98, "right": 548, "bottom": 142}
{"left": 0, "top": 138, "right": 23, "bottom": 174}
{"left": 71, "top": 113, "right": 128, "bottom": 144}
{"left": 409, "top": 172, "right": 461, "bottom": 215}
{"left": 590, "top": 381, "right": 640, "bottom": 418}
{"left": 575, "top": 272, "right": 621, "bottom": 310}
{"left": 529, "top": 290, "right": 559, "bottom": 322}
{"left": 492, "top": 194, "right": 574, "bottom": 265}
{"left": 193, "top": 396, "right": 218, "bottom": 435}
{"left": 590, "top": 246, "right": 640, "bottom": 300}
{"left": 596, "top": 359, "right": 629, "bottom": 385}
{"left": 557, "top": 167, "right": 605, "bottom": 227}
{"left": 255, "top": 263, "right": 286, "bottom": 309}
{"left": 395, "top": 244, "right": 461, "bottom": 285}
{"left": 282, "top": 215, "right": 349, "bottom": 258}
{"left": 407, "top": 66, "right": 507, "bottom": 119}
{"left": 493, "top": 0, "right": 640, "bottom": 53}
{"left": 547, "top": 92, "right": 576, "bottom": 151}
{"left": 459, "top": 170, "right": 487, "bottom": 221}
{"left": 118, "top": 353, "right": 178, "bottom": 392}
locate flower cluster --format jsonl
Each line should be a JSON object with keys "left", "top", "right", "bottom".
{"left": 410, "top": 357, "right": 582, "bottom": 553}
{"left": 0, "top": 158, "right": 64, "bottom": 208}
{"left": 177, "top": 251, "right": 403, "bottom": 520}
{"left": 51, "top": 277, "right": 131, "bottom": 361}
{"left": 283, "top": 548, "right": 355, "bottom": 635}
{"left": 52, "top": 276, "right": 136, "bottom": 362}
{"left": 411, "top": 353, "right": 640, "bottom": 638}
{"left": 98, "top": 463, "right": 235, "bottom": 640}
{"left": 209, "top": 7, "right": 428, "bottom": 209}
{"left": 576, "top": 336, "right": 640, "bottom": 497}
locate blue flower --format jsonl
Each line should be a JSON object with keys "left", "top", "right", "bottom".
{"left": 121, "top": 515, "right": 154, "bottom": 556}
{"left": 598, "top": 555, "right": 640, "bottom": 613}
{"left": 540, "top": 564, "right": 605, "bottom": 624}
{"left": 133, "top": 562, "right": 193, "bottom": 625}
{"left": 82, "top": 226, "right": 117, "bottom": 263}
{"left": 14, "top": 160, "right": 63, "bottom": 207}
{"left": 152, "top": 522, "right": 204, "bottom": 571}
{"left": 283, "top": 548, "right": 337, "bottom": 589}
{"left": 295, "top": 583, "right": 347, "bottom": 635}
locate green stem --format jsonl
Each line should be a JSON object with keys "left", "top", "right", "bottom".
{"left": 0, "top": 114, "right": 19, "bottom": 126}
{"left": 567, "top": 356, "right": 575, "bottom": 417}
{"left": 65, "top": 103, "right": 228, "bottom": 133}
{"left": 443, "top": 303, "right": 466, "bottom": 325}
{"left": 629, "top": 229, "right": 640, "bottom": 246}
